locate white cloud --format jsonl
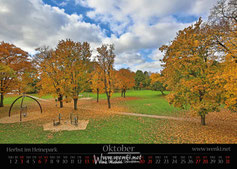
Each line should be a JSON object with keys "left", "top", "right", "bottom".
{"left": 134, "top": 61, "right": 163, "bottom": 73}
{"left": 77, "top": 0, "right": 218, "bottom": 34}
{"left": 114, "top": 49, "right": 165, "bottom": 72}
{"left": 0, "top": 0, "right": 218, "bottom": 72}
{"left": 77, "top": 0, "right": 217, "bottom": 72}
{"left": 102, "top": 17, "right": 189, "bottom": 55}
{"left": 0, "top": 0, "right": 105, "bottom": 53}
{"left": 115, "top": 51, "right": 145, "bottom": 65}
{"left": 189, "top": 0, "right": 217, "bottom": 17}
{"left": 148, "top": 49, "right": 165, "bottom": 61}
{"left": 89, "top": 0, "right": 217, "bottom": 72}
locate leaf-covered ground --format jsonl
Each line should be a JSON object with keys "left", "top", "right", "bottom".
{"left": 0, "top": 90, "right": 236, "bottom": 143}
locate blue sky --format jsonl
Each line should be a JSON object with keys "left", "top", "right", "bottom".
{"left": 0, "top": 0, "right": 218, "bottom": 72}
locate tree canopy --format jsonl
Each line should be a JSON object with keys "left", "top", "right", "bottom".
{"left": 160, "top": 19, "right": 223, "bottom": 125}
{"left": 116, "top": 68, "right": 135, "bottom": 98}
{"left": 96, "top": 44, "right": 116, "bottom": 109}
{"left": 0, "top": 42, "right": 32, "bottom": 107}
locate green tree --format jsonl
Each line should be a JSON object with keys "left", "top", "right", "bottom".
{"left": 135, "top": 70, "right": 145, "bottom": 90}
{"left": 143, "top": 71, "right": 151, "bottom": 89}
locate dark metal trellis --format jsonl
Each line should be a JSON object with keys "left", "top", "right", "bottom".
{"left": 8, "top": 94, "right": 43, "bottom": 121}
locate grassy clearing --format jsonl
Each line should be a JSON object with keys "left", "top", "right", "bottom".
{"left": 3, "top": 94, "right": 53, "bottom": 105}
{"left": 117, "top": 90, "right": 181, "bottom": 116}
{"left": 82, "top": 90, "right": 181, "bottom": 116}
{"left": 82, "top": 89, "right": 167, "bottom": 99}
{"left": 1, "top": 90, "right": 235, "bottom": 144}
{"left": 0, "top": 90, "right": 175, "bottom": 143}
{"left": 0, "top": 115, "right": 169, "bottom": 143}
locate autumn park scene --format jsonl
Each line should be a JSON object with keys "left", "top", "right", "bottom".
{"left": 0, "top": 0, "right": 236, "bottom": 144}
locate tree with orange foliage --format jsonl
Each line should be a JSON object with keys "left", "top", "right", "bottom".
{"left": 90, "top": 62, "right": 104, "bottom": 102}
{"left": 96, "top": 44, "right": 116, "bottom": 109}
{"left": 0, "top": 42, "right": 32, "bottom": 107}
{"left": 35, "top": 46, "right": 66, "bottom": 108}
{"left": 160, "top": 18, "right": 222, "bottom": 125}
{"left": 208, "top": 0, "right": 237, "bottom": 111}
{"left": 0, "top": 64, "right": 14, "bottom": 107}
{"left": 220, "top": 26, "right": 237, "bottom": 111}
{"left": 150, "top": 73, "right": 166, "bottom": 95}
{"left": 56, "top": 39, "right": 92, "bottom": 110}
{"left": 116, "top": 68, "right": 135, "bottom": 98}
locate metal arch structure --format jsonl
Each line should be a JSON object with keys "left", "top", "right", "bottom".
{"left": 8, "top": 95, "right": 43, "bottom": 119}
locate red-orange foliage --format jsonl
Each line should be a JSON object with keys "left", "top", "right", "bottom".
{"left": 96, "top": 44, "right": 116, "bottom": 109}
{"left": 116, "top": 68, "right": 135, "bottom": 98}
{"left": 0, "top": 41, "right": 32, "bottom": 107}
{"left": 90, "top": 62, "right": 104, "bottom": 102}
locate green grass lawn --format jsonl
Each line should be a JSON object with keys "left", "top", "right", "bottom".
{"left": 80, "top": 90, "right": 180, "bottom": 116}
{"left": 119, "top": 90, "right": 181, "bottom": 116}
{"left": 0, "top": 115, "right": 170, "bottom": 143}
{"left": 3, "top": 94, "right": 53, "bottom": 105}
{"left": 0, "top": 90, "right": 181, "bottom": 143}
{"left": 82, "top": 89, "right": 167, "bottom": 99}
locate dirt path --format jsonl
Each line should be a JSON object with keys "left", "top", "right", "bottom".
{"left": 27, "top": 95, "right": 52, "bottom": 102}
{"left": 77, "top": 107, "right": 199, "bottom": 123}
{"left": 116, "top": 112, "right": 199, "bottom": 122}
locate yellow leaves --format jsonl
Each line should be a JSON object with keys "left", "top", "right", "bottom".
{"left": 160, "top": 19, "right": 225, "bottom": 120}
{"left": 90, "top": 64, "right": 105, "bottom": 94}
{"left": 37, "top": 39, "right": 92, "bottom": 101}
{"left": 0, "top": 42, "right": 32, "bottom": 95}
{"left": 217, "top": 28, "right": 237, "bottom": 111}
{"left": 150, "top": 73, "right": 161, "bottom": 84}
{"left": 194, "top": 40, "right": 199, "bottom": 47}
{"left": 115, "top": 69, "right": 135, "bottom": 90}
{"left": 96, "top": 44, "right": 116, "bottom": 95}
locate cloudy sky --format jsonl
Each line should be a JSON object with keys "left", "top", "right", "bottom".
{"left": 0, "top": 0, "right": 218, "bottom": 72}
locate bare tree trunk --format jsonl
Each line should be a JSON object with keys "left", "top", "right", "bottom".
{"left": 201, "top": 115, "right": 206, "bottom": 125}
{"left": 106, "top": 92, "right": 111, "bottom": 109}
{"left": 58, "top": 95, "right": 63, "bottom": 108}
{"left": 0, "top": 92, "right": 3, "bottom": 107}
{"left": 60, "top": 101, "right": 63, "bottom": 108}
{"left": 123, "top": 89, "right": 126, "bottom": 98}
{"left": 73, "top": 98, "right": 78, "bottom": 110}
{"left": 97, "top": 88, "right": 99, "bottom": 103}
{"left": 107, "top": 96, "right": 111, "bottom": 108}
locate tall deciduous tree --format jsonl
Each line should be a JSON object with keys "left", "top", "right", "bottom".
{"left": 208, "top": 0, "right": 237, "bottom": 111}
{"left": 150, "top": 73, "right": 166, "bottom": 95}
{"left": 0, "top": 42, "right": 31, "bottom": 107}
{"left": 0, "top": 64, "right": 14, "bottom": 107}
{"left": 90, "top": 62, "right": 104, "bottom": 102}
{"left": 160, "top": 19, "right": 222, "bottom": 125}
{"left": 56, "top": 40, "right": 92, "bottom": 110}
{"left": 96, "top": 44, "right": 116, "bottom": 109}
{"left": 35, "top": 46, "right": 66, "bottom": 108}
{"left": 135, "top": 70, "right": 145, "bottom": 90}
{"left": 143, "top": 71, "right": 151, "bottom": 89}
{"left": 221, "top": 25, "right": 237, "bottom": 111}
{"left": 116, "top": 68, "right": 135, "bottom": 98}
